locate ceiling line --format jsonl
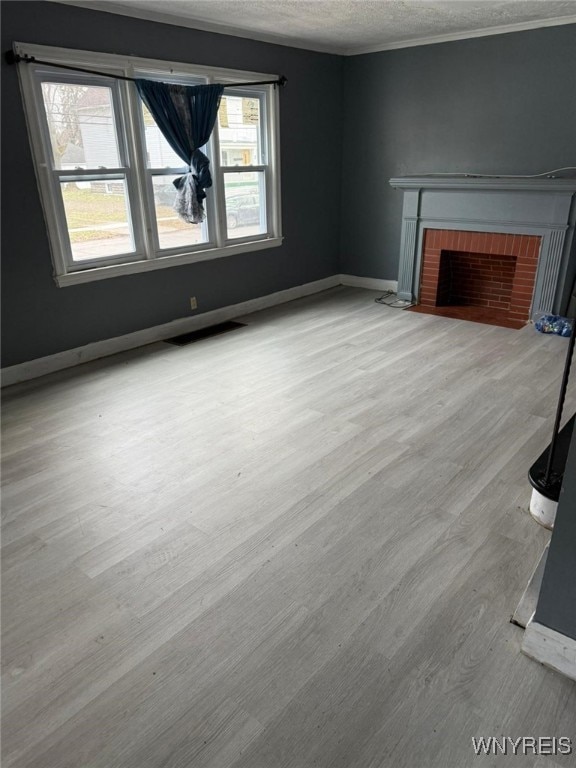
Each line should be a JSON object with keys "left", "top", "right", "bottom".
{"left": 346, "top": 14, "right": 576, "bottom": 56}
{"left": 50, "top": 1, "right": 576, "bottom": 57}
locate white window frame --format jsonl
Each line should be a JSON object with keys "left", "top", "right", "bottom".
{"left": 216, "top": 88, "right": 271, "bottom": 246}
{"left": 14, "top": 42, "right": 283, "bottom": 287}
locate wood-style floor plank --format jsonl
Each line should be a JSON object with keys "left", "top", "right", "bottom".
{"left": 2, "top": 287, "right": 575, "bottom": 768}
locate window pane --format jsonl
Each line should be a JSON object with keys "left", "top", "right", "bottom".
{"left": 224, "top": 171, "right": 266, "bottom": 239}
{"left": 218, "top": 95, "right": 262, "bottom": 167}
{"left": 61, "top": 180, "right": 134, "bottom": 261}
{"left": 152, "top": 175, "right": 208, "bottom": 250}
{"left": 41, "top": 82, "right": 120, "bottom": 170}
{"left": 142, "top": 105, "right": 187, "bottom": 169}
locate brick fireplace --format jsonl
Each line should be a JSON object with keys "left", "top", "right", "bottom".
{"left": 389, "top": 176, "right": 576, "bottom": 327}
{"left": 419, "top": 229, "right": 541, "bottom": 325}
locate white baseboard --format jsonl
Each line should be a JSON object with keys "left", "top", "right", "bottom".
{"left": 1, "top": 275, "right": 340, "bottom": 387}
{"left": 339, "top": 274, "right": 398, "bottom": 292}
{"left": 512, "top": 545, "right": 549, "bottom": 629}
{"left": 2, "top": 274, "right": 399, "bottom": 387}
{"left": 522, "top": 619, "right": 576, "bottom": 682}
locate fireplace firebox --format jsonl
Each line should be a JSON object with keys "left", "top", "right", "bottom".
{"left": 419, "top": 229, "right": 541, "bottom": 325}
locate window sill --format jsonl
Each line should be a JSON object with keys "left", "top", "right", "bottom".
{"left": 54, "top": 236, "right": 283, "bottom": 287}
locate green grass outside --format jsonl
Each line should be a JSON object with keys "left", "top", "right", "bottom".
{"left": 62, "top": 182, "right": 259, "bottom": 243}
{"left": 62, "top": 185, "right": 187, "bottom": 242}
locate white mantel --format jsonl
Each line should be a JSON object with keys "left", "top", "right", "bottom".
{"left": 389, "top": 176, "right": 576, "bottom": 315}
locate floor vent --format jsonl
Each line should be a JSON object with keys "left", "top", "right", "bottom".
{"left": 165, "top": 320, "right": 247, "bottom": 346}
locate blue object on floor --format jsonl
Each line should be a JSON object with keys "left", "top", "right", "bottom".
{"left": 534, "top": 315, "right": 572, "bottom": 336}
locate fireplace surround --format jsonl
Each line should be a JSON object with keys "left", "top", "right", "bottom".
{"left": 389, "top": 177, "right": 576, "bottom": 320}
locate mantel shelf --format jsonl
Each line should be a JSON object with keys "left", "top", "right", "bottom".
{"left": 389, "top": 176, "right": 576, "bottom": 193}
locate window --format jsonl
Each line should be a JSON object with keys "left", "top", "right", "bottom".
{"left": 218, "top": 92, "right": 268, "bottom": 241}
{"left": 15, "top": 43, "right": 282, "bottom": 286}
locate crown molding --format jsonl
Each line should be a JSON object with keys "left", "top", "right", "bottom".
{"left": 50, "top": 1, "right": 576, "bottom": 57}
{"left": 48, "top": 1, "right": 344, "bottom": 55}
{"left": 345, "top": 15, "right": 576, "bottom": 56}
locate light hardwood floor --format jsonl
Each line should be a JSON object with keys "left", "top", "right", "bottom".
{"left": 2, "top": 287, "right": 575, "bottom": 768}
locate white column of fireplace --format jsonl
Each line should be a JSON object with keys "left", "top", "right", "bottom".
{"left": 389, "top": 177, "right": 576, "bottom": 317}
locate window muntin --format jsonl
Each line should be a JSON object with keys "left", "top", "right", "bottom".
{"left": 16, "top": 43, "right": 281, "bottom": 284}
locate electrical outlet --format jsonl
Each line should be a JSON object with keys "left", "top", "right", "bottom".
{"left": 190, "top": 296, "right": 198, "bottom": 310}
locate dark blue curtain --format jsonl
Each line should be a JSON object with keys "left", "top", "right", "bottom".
{"left": 135, "top": 80, "right": 224, "bottom": 224}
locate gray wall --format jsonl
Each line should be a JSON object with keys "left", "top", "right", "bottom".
{"left": 534, "top": 426, "right": 576, "bottom": 640}
{"left": 1, "top": 1, "right": 343, "bottom": 367}
{"left": 341, "top": 25, "right": 576, "bottom": 279}
{"left": 3, "top": 6, "right": 576, "bottom": 368}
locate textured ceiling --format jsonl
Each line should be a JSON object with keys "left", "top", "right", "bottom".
{"left": 58, "top": 0, "right": 576, "bottom": 54}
